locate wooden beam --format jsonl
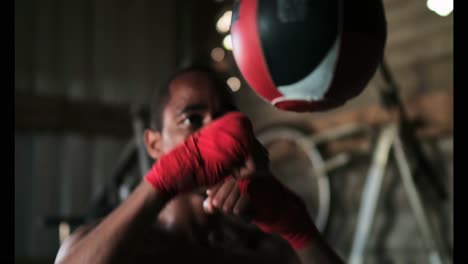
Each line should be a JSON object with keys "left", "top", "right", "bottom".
{"left": 387, "top": 36, "right": 452, "bottom": 69}
{"left": 386, "top": 16, "right": 452, "bottom": 50}
{"left": 314, "top": 90, "right": 453, "bottom": 154}
{"left": 385, "top": 54, "right": 453, "bottom": 95}
{"left": 15, "top": 92, "right": 134, "bottom": 138}
{"left": 308, "top": 90, "right": 453, "bottom": 139}
{"left": 385, "top": 0, "right": 429, "bottom": 25}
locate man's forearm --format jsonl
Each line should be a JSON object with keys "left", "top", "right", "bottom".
{"left": 56, "top": 180, "right": 169, "bottom": 264}
{"left": 295, "top": 234, "right": 345, "bottom": 264}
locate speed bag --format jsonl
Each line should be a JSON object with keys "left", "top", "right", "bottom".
{"left": 230, "top": 0, "right": 387, "bottom": 112}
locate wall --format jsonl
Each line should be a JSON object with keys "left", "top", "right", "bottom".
{"left": 15, "top": 0, "right": 180, "bottom": 260}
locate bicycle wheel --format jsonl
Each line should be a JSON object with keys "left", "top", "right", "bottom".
{"left": 257, "top": 125, "right": 331, "bottom": 232}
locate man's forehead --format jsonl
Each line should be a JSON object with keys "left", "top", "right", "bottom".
{"left": 167, "top": 74, "right": 225, "bottom": 107}
{"left": 170, "top": 71, "right": 216, "bottom": 91}
{"left": 166, "top": 82, "right": 210, "bottom": 110}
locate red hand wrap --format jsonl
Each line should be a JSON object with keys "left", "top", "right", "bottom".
{"left": 238, "top": 176, "right": 319, "bottom": 249}
{"left": 145, "top": 112, "right": 254, "bottom": 194}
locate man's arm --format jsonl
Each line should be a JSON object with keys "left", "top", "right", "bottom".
{"left": 55, "top": 181, "right": 169, "bottom": 264}
{"left": 237, "top": 174, "right": 345, "bottom": 264}
{"left": 295, "top": 234, "right": 345, "bottom": 264}
{"left": 205, "top": 139, "right": 345, "bottom": 264}
{"left": 56, "top": 190, "right": 300, "bottom": 264}
{"left": 56, "top": 112, "right": 257, "bottom": 264}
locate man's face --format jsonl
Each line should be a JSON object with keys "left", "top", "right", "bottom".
{"left": 159, "top": 71, "right": 233, "bottom": 154}
{"left": 144, "top": 71, "right": 235, "bottom": 236}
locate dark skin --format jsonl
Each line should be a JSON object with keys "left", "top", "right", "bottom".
{"left": 55, "top": 71, "right": 344, "bottom": 264}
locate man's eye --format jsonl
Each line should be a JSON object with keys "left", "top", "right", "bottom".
{"left": 183, "top": 115, "right": 204, "bottom": 128}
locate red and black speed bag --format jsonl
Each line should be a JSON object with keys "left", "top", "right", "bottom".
{"left": 230, "top": 0, "right": 387, "bottom": 112}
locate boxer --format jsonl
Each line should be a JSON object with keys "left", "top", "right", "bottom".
{"left": 54, "top": 66, "right": 344, "bottom": 264}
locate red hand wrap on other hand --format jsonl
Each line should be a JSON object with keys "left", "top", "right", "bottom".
{"left": 238, "top": 176, "right": 319, "bottom": 249}
{"left": 145, "top": 112, "right": 254, "bottom": 195}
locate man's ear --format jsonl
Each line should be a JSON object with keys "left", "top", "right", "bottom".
{"left": 144, "top": 129, "right": 163, "bottom": 160}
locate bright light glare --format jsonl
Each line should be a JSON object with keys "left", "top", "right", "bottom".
{"left": 223, "top": 34, "right": 233, "bottom": 51}
{"left": 211, "top": 47, "right": 225, "bottom": 62}
{"left": 216, "top": 10, "right": 232, "bottom": 33}
{"left": 427, "top": 0, "right": 453, "bottom": 16}
{"left": 227, "top": 77, "right": 241, "bottom": 92}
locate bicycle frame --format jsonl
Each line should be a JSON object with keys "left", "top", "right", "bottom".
{"left": 348, "top": 60, "right": 451, "bottom": 264}
{"left": 347, "top": 123, "right": 450, "bottom": 264}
